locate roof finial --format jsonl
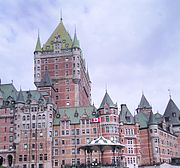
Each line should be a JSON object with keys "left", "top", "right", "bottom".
{"left": 105, "top": 84, "right": 108, "bottom": 93}
{"left": 168, "top": 89, "right": 171, "bottom": 99}
{"left": 60, "top": 9, "right": 63, "bottom": 22}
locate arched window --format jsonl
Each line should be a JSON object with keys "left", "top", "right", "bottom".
{"left": 27, "top": 115, "right": 30, "bottom": 120}
{"left": 38, "top": 115, "right": 41, "bottom": 119}
{"left": 42, "top": 114, "right": 46, "bottom": 119}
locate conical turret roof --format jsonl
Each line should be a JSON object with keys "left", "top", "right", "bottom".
{"left": 39, "top": 70, "right": 53, "bottom": 87}
{"left": 43, "top": 20, "right": 72, "bottom": 51}
{"left": 35, "top": 32, "right": 42, "bottom": 52}
{"left": 16, "top": 89, "right": 25, "bottom": 104}
{"left": 99, "top": 91, "right": 116, "bottom": 109}
{"left": 138, "top": 93, "right": 152, "bottom": 109}
{"left": 163, "top": 98, "right": 180, "bottom": 125}
{"left": 72, "top": 30, "right": 80, "bottom": 48}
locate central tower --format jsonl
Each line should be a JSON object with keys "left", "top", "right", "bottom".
{"left": 34, "top": 19, "right": 91, "bottom": 108}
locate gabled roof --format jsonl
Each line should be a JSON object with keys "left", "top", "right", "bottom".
{"left": 99, "top": 91, "right": 116, "bottom": 109}
{"left": 38, "top": 71, "right": 53, "bottom": 87}
{"left": 119, "top": 104, "right": 134, "bottom": 124}
{"left": 35, "top": 33, "right": 42, "bottom": 52}
{"left": 138, "top": 93, "right": 152, "bottom": 109}
{"left": 16, "top": 89, "right": 25, "bottom": 104}
{"left": 163, "top": 98, "right": 180, "bottom": 125}
{"left": 43, "top": 20, "right": 72, "bottom": 51}
{"left": 0, "top": 83, "right": 17, "bottom": 101}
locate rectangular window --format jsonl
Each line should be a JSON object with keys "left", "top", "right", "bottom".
{"left": 72, "top": 148, "right": 76, "bottom": 154}
{"left": 127, "top": 139, "right": 133, "bottom": 144}
{"left": 76, "top": 129, "right": 80, "bottom": 135}
{"left": 19, "top": 155, "right": 22, "bottom": 161}
{"left": 55, "top": 160, "right": 58, "bottom": 166}
{"left": 39, "top": 143, "right": 43, "bottom": 149}
{"left": 24, "top": 155, "right": 27, "bottom": 161}
{"left": 32, "top": 155, "right": 35, "bottom": 160}
{"left": 39, "top": 154, "right": 43, "bottom": 161}
{"left": 44, "top": 154, "right": 47, "bottom": 160}
{"left": 55, "top": 149, "right": 58, "bottom": 155}
{"left": 72, "top": 139, "right": 75, "bottom": 145}
{"left": 32, "top": 144, "right": 35, "bottom": 149}
{"left": 106, "top": 116, "right": 109, "bottom": 122}
{"left": 93, "top": 128, "right": 97, "bottom": 134}
{"left": 54, "top": 130, "right": 58, "bottom": 136}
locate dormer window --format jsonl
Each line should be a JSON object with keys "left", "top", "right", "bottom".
{"left": 172, "top": 112, "right": 176, "bottom": 117}
{"left": 125, "top": 116, "right": 131, "bottom": 122}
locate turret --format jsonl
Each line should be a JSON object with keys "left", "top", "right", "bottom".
{"left": 16, "top": 89, "right": 25, "bottom": 105}
{"left": 34, "top": 32, "right": 42, "bottom": 84}
{"left": 136, "top": 93, "right": 152, "bottom": 114}
{"left": 34, "top": 32, "right": 42, "bottom": 54}
{"left": 72, "top": 29, "right": 81, "bottom": 82}
{"left": 98, "top": 91, "right": 118, "bottom": 115}
{"left": 37, "top": 70, "right": 56, "bottom": 101}
{"left": 148, "top": 111, "right": 160, "bottom": 163}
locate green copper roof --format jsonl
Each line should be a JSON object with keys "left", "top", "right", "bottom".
{"left": 119, "top": 104, "right": 135, "bottom": 124}
{"left": 138, "top": 93, "right": 152, "bottom": 109}
{"left": 38, "top": 70, "right": 53, "bottom": 87}
{"left": 43, "top": 20, "right": 73, "bottom": 51}
{"left": 135, "top": 112, "right": 149, "bottom": 128}
{"left": 54, "top": 105, "right": 97, "bottom": 125}
{"left": 35, "top": 33, "right": 42, "bottom": 52}
{"left": 0, "top": 83, "right": 17, "bottom": 101}
{"left": 148, "top": 112, "right": 157, "bottom": 125}
{"left": 16, "top": 89, "right": 25, "bottom": 104}
{"left": 99, "top": 91, "right": 116, "bottom": 109}
{"left": 72, "top": 31, "right": 80, "bottom": 48}
{"left": 163, "top": 98, "right": 180, "bottom": 125}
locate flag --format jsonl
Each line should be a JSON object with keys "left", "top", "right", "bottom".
{"left": 92, "top": 117, "right": 101, "bottom": 123}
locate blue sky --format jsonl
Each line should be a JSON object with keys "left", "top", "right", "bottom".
{"left": 0, "top": 0, "right": 180, "bottom": 114}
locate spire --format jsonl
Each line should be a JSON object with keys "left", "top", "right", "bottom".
{"left": 60, "top": 9, "right": 63, "bottom": 22}
{"left": 16, "top": 89, "right": 25, "bottom": 104}
{"left": 99, "top": 91, "right": 116, "bottom": 109}
{"left": 39, "top": 70, "right": 53, "bottom": 87}
{"left": 86, "top": 66, "right": 91, "bottom": 82}
{"left": 72, "top": 28, "right": 80, "bottom": 48}
{"left": 35, "top": 31, "right": 42, "bottom": 52}
{"left": 148, "top": 111, "right": 157, "bottom": 125}
{"left": 138, "top": 93, "right": 152, "bottom": 109}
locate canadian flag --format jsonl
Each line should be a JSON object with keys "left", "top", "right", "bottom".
{"left": 92, "top": 117, "right": 101, "bottom": 123}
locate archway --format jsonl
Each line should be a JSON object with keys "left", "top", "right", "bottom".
{"left": 7, "top": 155, "right": 13, "bottom": 167}
{"left": 0, "top": 156, "right": 3, "bottom": 166}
